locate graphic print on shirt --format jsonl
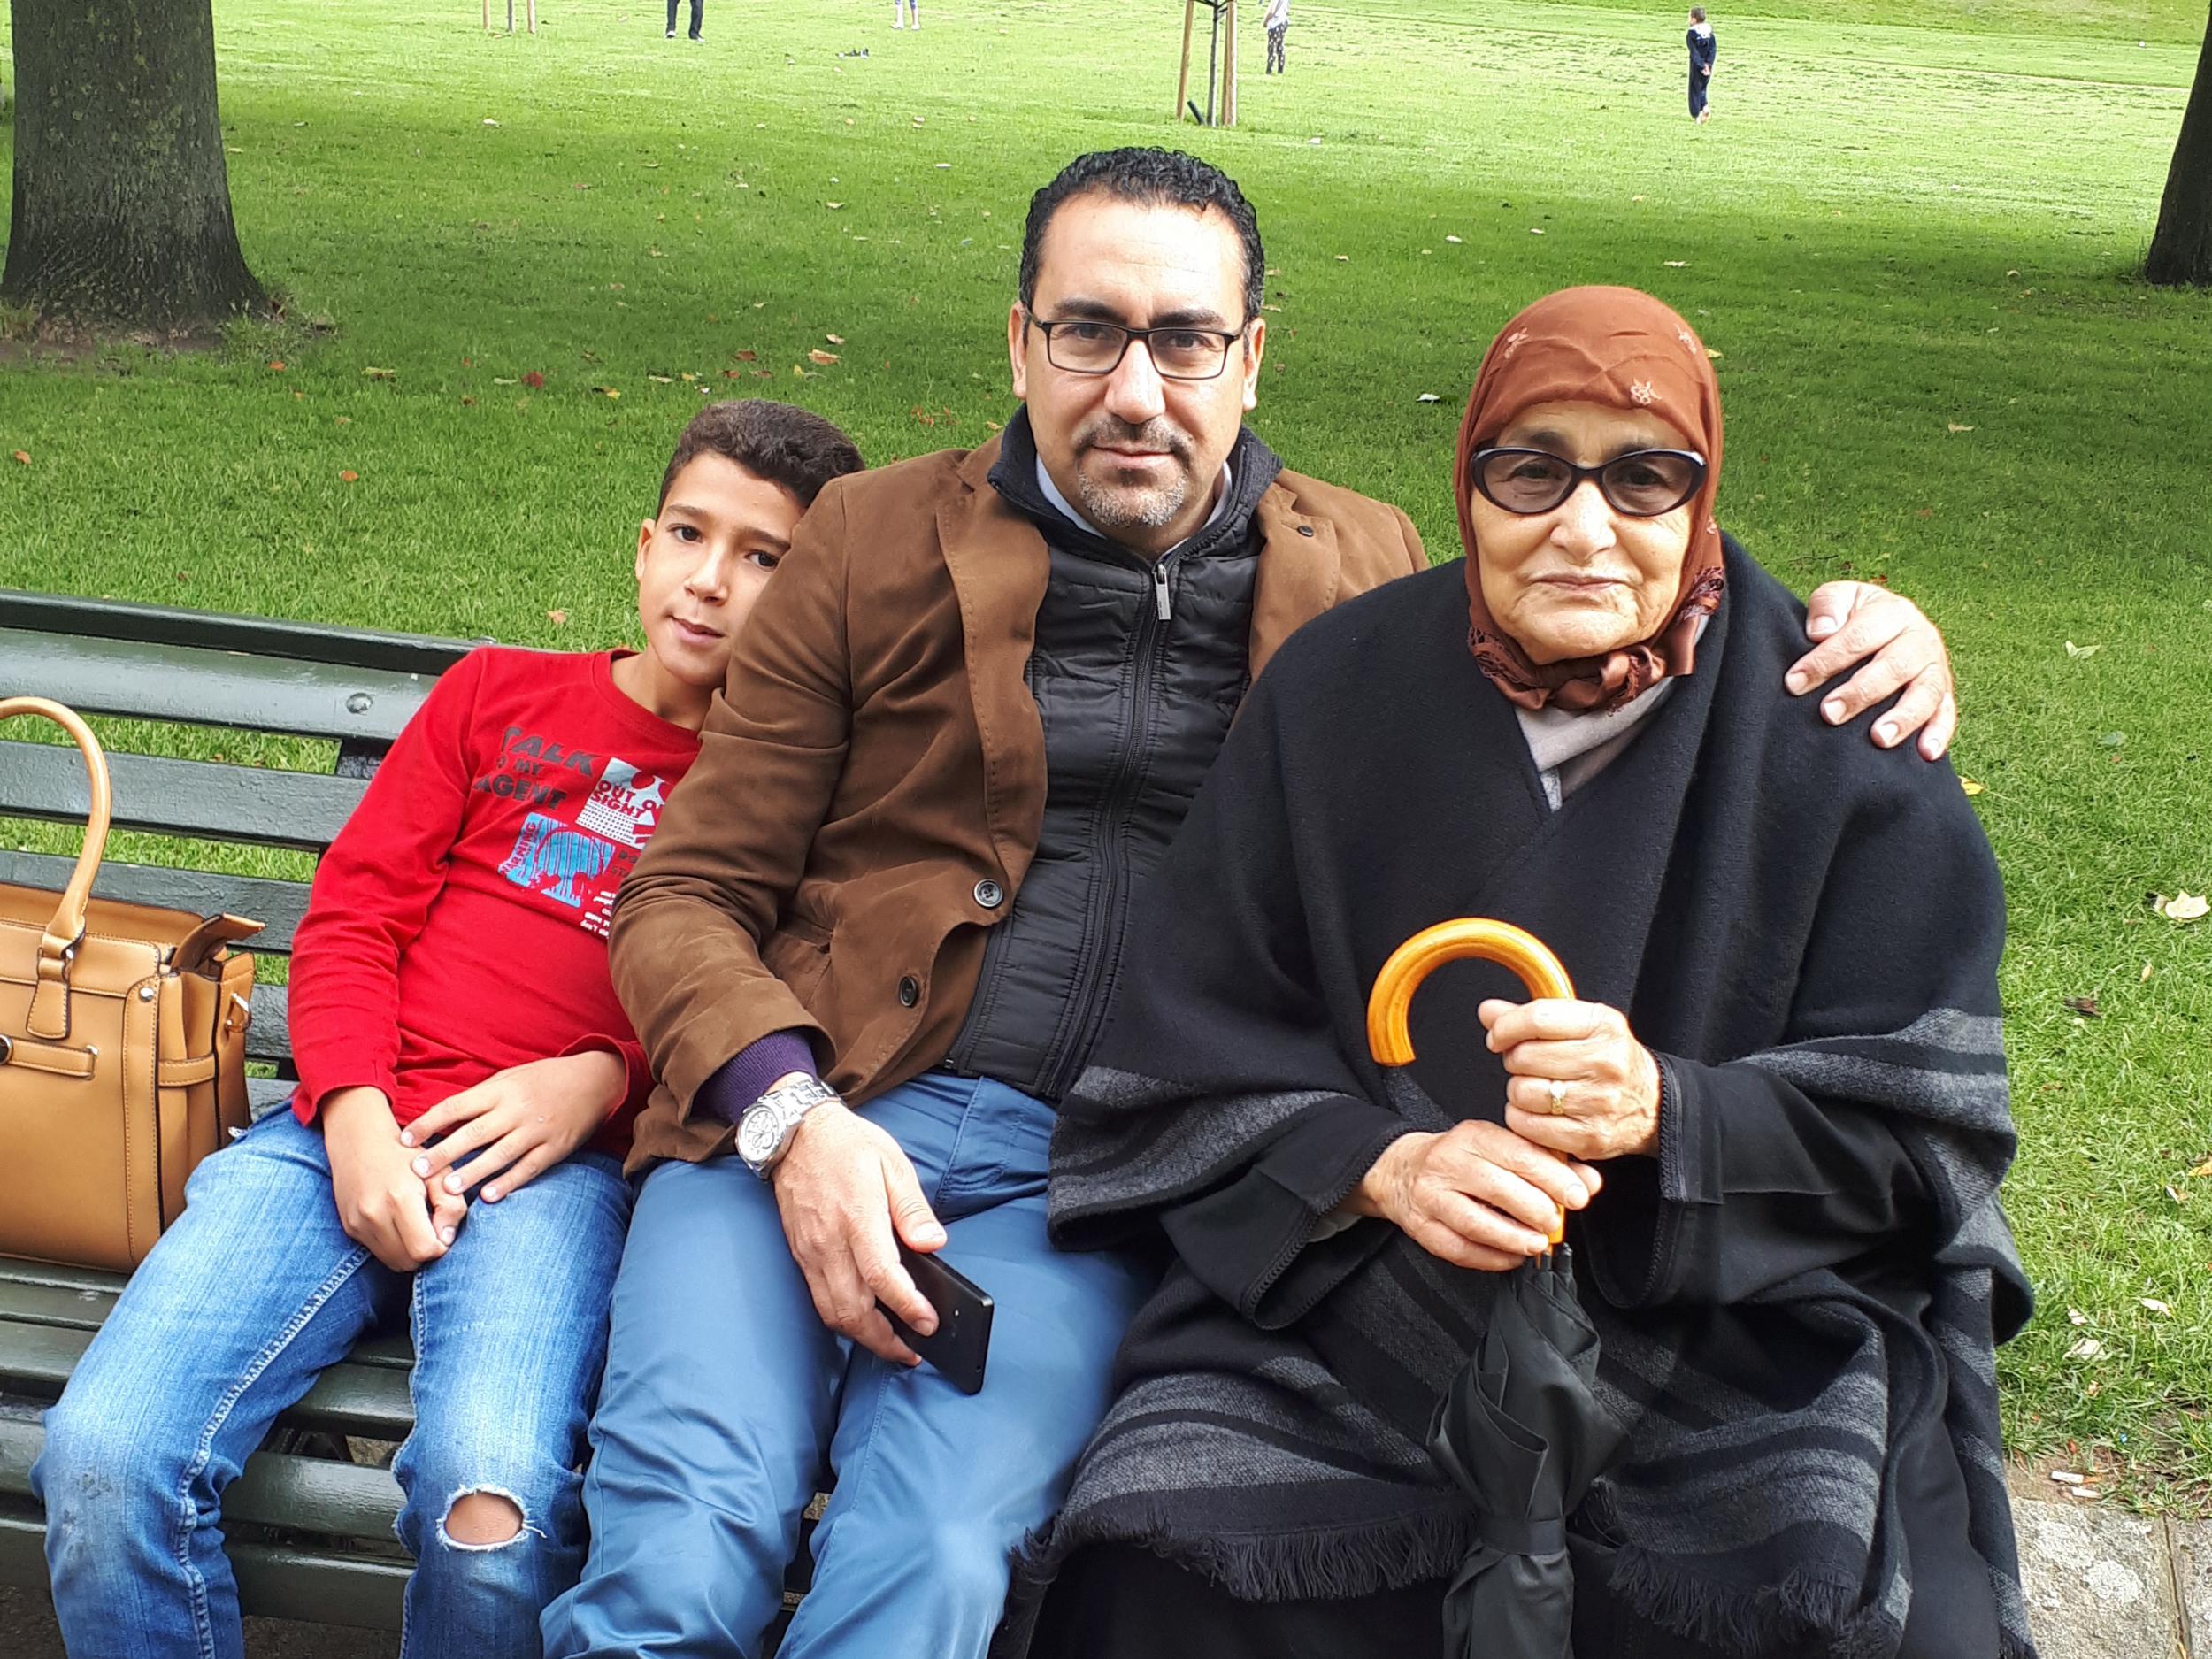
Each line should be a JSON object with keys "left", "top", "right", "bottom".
{"left": 479, "top": 726, "right": 672, "bottom": 939}
{"left": 576, "top": 757, "right": 668, "bottom": 849}
{"left": 500, "top": 813, "right": 618, "bottom": 908}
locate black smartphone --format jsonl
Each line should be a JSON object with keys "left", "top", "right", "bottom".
{"left": 881, "top": 1242, "right": 995, "bottom": 1395}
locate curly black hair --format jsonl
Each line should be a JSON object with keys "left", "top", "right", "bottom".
{"left": 1018, "top": 149, "right": 1265, "bottom": 326}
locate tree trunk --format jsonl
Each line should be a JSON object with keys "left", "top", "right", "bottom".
{"left": 2147, "top": 6, "right": 2212, "bottom": 287}
{"left": 2, "top": 0, "right": 265, "bottom": 331}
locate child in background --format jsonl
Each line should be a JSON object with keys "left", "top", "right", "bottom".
{"left": 34, "top": 401, "right": 862, "bottom": 1659}
{"left": 1688, "top": 5, "right": 1717, "bottom": 121}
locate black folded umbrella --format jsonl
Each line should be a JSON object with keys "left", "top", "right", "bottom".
{"left": 1363, "top": 918, "right": 1627, "bottom": 1659}
{"left": 1427, "top": 1244, "right": 1625, "bottom": 1659}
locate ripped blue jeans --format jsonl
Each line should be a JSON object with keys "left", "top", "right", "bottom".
{"left": 33, "top": 1106, "right": 630, "bottom": 1659}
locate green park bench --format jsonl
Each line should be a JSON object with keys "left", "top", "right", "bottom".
{"left": 0, "top": 585, "right": 473, "bottom": 1629}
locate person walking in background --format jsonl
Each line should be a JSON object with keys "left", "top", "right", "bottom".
{"left": 665, "top": 0, "right": 701, "bottom": 37}
{"left": 1687, "top": 6, "right": 1717, "bottom": 121}
{"left": 1264, "top": 0, "right": 1289, "bottom": 73}
{"left": 894, "top": 0, "right": 919, "bottom": 31}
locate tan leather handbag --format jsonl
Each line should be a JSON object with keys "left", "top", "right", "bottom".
{"left": 0, "top": 697, "right": 263, "bottom": 1271}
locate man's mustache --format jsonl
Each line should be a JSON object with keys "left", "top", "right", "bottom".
{"left": 1075, "top": 419, "right": 1194, "bottom": 462}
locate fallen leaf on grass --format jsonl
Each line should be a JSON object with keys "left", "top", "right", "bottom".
{"left": 1960, "top": 779, "right": 1985, "bottom": 796}
{"left": 2066, "top": 1308, "right": 2089, "bottom": 1325}
{"left": 1706, "top": 349, "right": 1724, "bottom": 360}
{"left": 2187, "top": 1156, "right": 2212, "bottom": 1179}
{"left": 547, "top": 610, "right": 569, "bottom": 626}
{"left": 523, "top": 371, "right": 546, "bottom": 389}
{"left": 808, "top": 349, "right": 841, "bottom": 365}
{"left": 10, "top": 451, "right": 28, "bottom": 466}
{"left": 593, "top": 386, "right": 622, "bottom": 399}
{"left": 339, "top": 470, "right": 359, "bottom": 483}
{"left": 2064, "top": 640, "right": 2100, "bottom": 658}
{"left": 1445, "top": 235, "right": 1463, "bottom": 244}
{"left": 1947, "top": 423, "right": 1974, "bottom": 433}
{"left": 2142, "top": 1298, "right": 2172, "bottom": 1317}
{"left": 733, "top": 349, "right": 758, "bottom": 362}
{"left": 1416, "top": 393, "right": 1442, "bottom": 403}
{"left": 1529, "top": 227, "right": 1546, "bottom": 236}
{"left": 269, "top": 360, "right": 288, "bottom": 373}
{"left": 494, "top": 377, "right": 519, "bottom": 386}
{"left": 2168, "top": 1184, "right": 2190, "bottom": 1205}
{"left": 2156, "top": 892, "right": 2208, "bottom": 923}
{"left": 825, "top": 201, "right": 845, "bottom": 210}
{"left": 2142, "top": 961, "right": 2155, "bottom": 983}
{"left": 2065, "top": 1339, "right": 2104, "bottom": 1361}
{"left": 1663, "top": 260, "right": 1689, "bottom": 268}
{"left": 1334, "top": 254, "right": 1349, "bottom": 262}
{"left": 2062, "top": 995, "right": 2101, "bottom": 1018}
{"left": 363, "top": 367, "right": 397, "bottom": 380}
{"left": 826, "top": 334, "right": 846, "bottom": 345}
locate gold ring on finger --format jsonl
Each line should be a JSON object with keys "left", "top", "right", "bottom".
{"left": 1547, "top": 1079, "right": 1568, "bottom": 1114}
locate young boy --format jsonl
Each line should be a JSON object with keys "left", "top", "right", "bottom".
{"left": 33, "top": 401, "right": 863, "bottom": 1659}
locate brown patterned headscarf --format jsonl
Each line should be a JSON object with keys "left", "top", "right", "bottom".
{"left": 1455, "top": 285, "right": 1726, "bottom": 714}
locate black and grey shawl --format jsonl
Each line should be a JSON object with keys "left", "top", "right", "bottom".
{"left": 1010, "top": 546, "right": 2035, "bottom": 1659}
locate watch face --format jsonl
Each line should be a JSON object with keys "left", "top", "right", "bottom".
{"left": 738, "top": 1105, "right": 781, "bottom": 1166}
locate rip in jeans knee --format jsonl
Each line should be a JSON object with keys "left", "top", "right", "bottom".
{"left": 438, "top": 1486, "right": 541, "bottom": 1551}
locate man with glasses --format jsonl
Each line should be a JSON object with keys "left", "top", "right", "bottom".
{"left": 543, "top": 149, "right": 1955, "bottom": 1659}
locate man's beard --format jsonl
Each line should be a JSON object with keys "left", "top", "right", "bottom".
{"left": 1072, "top": 418, "right": 1197, "bottom": 532}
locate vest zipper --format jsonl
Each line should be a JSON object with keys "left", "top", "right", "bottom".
{"left": 1043, "top": 553, "right": 1175, "bottom": 1099}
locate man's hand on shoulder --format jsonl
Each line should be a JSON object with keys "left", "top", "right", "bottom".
{"left": 322, "top": 1087, "right": 465, "bottom": 1271}
{"left": 1787, "top": 580, "right": 1957, "bottom": 760}
{"left": 771, "top": 1099, "right": 946, "bottom": 1365}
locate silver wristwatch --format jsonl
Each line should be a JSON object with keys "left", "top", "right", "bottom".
{"left": 737, "top": 1075, "right": 841, "bottom": 1178}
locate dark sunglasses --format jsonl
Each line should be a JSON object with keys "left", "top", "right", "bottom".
{"left": 1471, "top": 447, "right": 1707, "bottom": 518}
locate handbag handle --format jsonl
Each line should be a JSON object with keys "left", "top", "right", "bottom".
{"left": 0, "top": 696, "right": 114, "bottom": 1041}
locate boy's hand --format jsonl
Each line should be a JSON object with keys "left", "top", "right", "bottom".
{"left": 771, "top": 1101, "right": 945, "bottom": 1366}
{"left": 401, "top": 1049, "right": 626, "bottom": 1203}
{"left": 323, "top": 1087, "right": 465, "bottom": 1271}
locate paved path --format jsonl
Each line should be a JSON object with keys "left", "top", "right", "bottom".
{"left": 4, "top": 1492, "right": 2205, "bottom": 1655}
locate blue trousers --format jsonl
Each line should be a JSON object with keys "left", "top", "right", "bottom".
{"left": 541, "top": 1071, "right": 1156, "bottom": 1659}
{"left": 33, "top": 1107, "right": 630, "bottom": 1659}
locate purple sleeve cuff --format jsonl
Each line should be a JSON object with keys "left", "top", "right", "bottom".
{"left": 699, "top": 1031, "right": 821, "bottom": 1127}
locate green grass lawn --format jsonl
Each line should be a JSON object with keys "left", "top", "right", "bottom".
{"left": 4, "top": 0, "right": 2212, "bottom": 1500}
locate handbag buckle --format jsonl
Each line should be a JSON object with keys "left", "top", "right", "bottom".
{"left": 224, "top": 994, "right": 253, "bottom": 1037}
{"left": 0, "top": 1034, "right": 12, "bottom": 1065}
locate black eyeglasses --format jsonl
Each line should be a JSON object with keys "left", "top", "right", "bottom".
{"left": 1471, "top": 447, "right": 1707, "bottom": 518}
{"left": 1023, "top": 309, "right": 1251, "bottom": 381}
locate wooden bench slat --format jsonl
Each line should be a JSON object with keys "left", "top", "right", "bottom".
{"left": 0, "top": 1417, "right": 402, "bottom": 1542}
{"left": 0, "top": 1512, "right": 411, "bottom": 1628}
{"left": 0, "top": 1321, "right": 413, "bottom": 1439}
{"left": 0, "top": 853, "right": 311, "bottom": 955}
{"left": 250, "top": 1076, "right": 299, "bottom": 1115}
{"left": 0, "top": 1268, "right": 412, "bottom": 1371}
{"left": 246, "top": 983, "right": 291, "bottom": 1067}
{"left": 0, "top": 588, "right": 479, "bottom": 680}
{"left": 0, "top": 628, "right": 435, "bottom": 747}
{"left": 0, "top": 741, "right": 366, "bottom": 849}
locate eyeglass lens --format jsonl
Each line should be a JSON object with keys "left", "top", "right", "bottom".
{"left": 1477, "top": 450, "right": 1701, "bottom": 516}
{"left": 1046, "top": 321, "right": 1231, "bottom": 380}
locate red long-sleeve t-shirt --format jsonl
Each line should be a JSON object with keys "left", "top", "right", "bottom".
{"left": 287, "top": 647, "right": 699, "bottom": 1153}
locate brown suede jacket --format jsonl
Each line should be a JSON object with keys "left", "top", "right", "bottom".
{"left": 611, "top": 432, "right": 1430, "bottom": 1171}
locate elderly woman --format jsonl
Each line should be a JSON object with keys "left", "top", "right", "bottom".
{"left": 1008, "top": 288, "right": 2033, "bottom": 1659}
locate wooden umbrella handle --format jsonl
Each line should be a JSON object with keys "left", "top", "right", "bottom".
{"left": 1365, "top": 918, "right": 1578, "bottom": 1246}
{"left": 1366, "top": 918, "right": 1576, "bottom": 1067}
